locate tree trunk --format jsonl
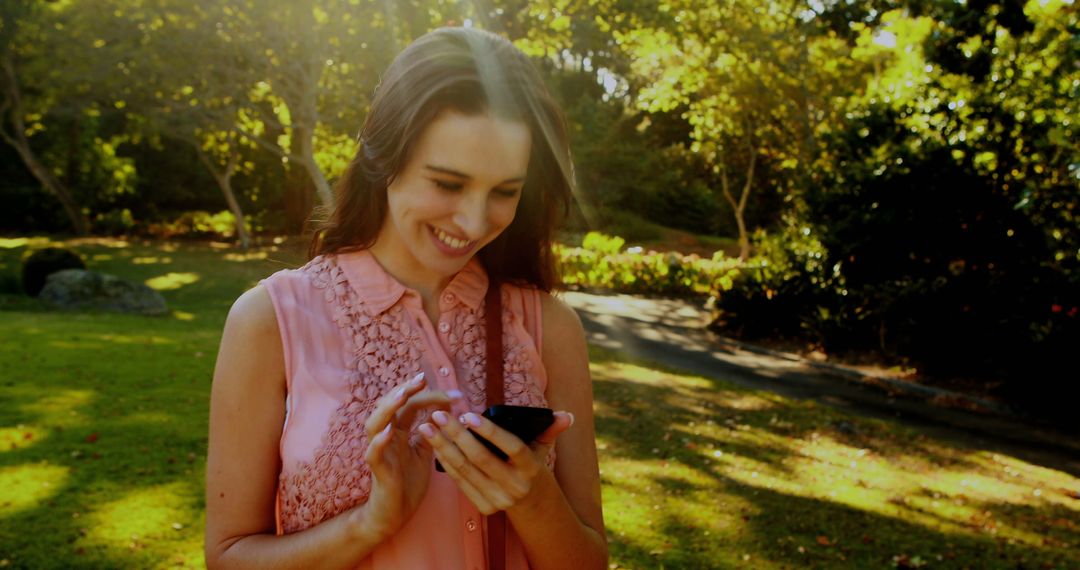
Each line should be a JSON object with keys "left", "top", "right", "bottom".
{"left": 295, "top": 124, "right": 333, "bottom": 207}
{"left": 284, "top": 163, "right": 316, "bottom": 235}
{"left": 1, "top": 55, "right": 90, "bottom": 235}
{"left": 719, "top": 146, "right": 756, "bottom": 262}
{"left": 194, "top": 142, "right": 251, "bottom": 249}
{"left": 216, "top": 173, "right": 251, "bottom": 250}
{"left": 14, "top": 141, "right": 89, "bottom": 235}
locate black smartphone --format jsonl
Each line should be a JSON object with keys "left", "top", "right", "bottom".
{"left": 435, "top": 405, "right": 555, "bottom": 472}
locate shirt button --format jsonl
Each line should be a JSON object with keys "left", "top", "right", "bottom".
{"left": 442, "top": 292, "right": 455, "bottom": 304}
{"left": 465, "top": 519, "right": 478, "bottom": 532}
{"left": 439, "top": 366, "right": 450, "bottom": 377}
{"left": 438, "top": 322, "right": 450, "bottom": 333}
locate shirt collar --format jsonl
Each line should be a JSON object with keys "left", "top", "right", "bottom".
{"left": 334, "top": 249, "right": 489, "bottom": 315}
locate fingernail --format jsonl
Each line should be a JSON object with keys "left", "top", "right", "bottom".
{"left": 410, "top": 372, "right": 426, "bottom": 385}
{"left": 395, "top": 387, "right": 406, "bottom": 400}
{"left": 418, "top": 423, "right": 435, "bottom": 438}
{"left": 447, "top": 389, "right": 464, "bottom": 400}
{"left": 462, "top": 413, "right": 483, "bottom": 428}
{"left": 432, "top": 411, "right": 449, "bottom": 426}
{"left": 566, "top": 412, "right": 575, "bottom": 427}
{"left": 381, "top": 424, "right": 392, "bottom": 437}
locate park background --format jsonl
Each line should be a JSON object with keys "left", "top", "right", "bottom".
{"left": 1, "top": 0, "right": 1078, "bottom": 568}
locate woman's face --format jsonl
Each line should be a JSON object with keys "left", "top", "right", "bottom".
{"left": 373, "top": 109, "right": 531, "bottom": 289}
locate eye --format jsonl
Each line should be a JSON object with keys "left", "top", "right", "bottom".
{"left": 433, "top": 179, "right": 463, "bottom": 192}
{"left": 494, "top": 187, "right": 521, "bottom": 198}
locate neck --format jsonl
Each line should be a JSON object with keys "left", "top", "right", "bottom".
{"left": 367, "top": 242, "right": 450, "bottom": 307}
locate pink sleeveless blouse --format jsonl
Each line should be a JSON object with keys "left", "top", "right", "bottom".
{"left": 260, "top": 249, "right": 550, "bottom": 569}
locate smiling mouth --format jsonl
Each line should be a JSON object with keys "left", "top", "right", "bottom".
{"left": 429, "top": 225, "right": 477, "bottom": 251}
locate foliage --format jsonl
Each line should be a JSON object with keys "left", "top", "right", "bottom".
{"left": 782, "top": 0, "right": 1079, "bottom": 412}
{"left": 1, "top": 0, "right": 1078, "bottom": 407}
{"left": 709, "top": 220, "right": 850, "bottom": 346}
{"left": 557, "top": 231, "right": 740, "bottom": 298}
{"left": 0, "top": 269, "right": 19, "bottom": 294}
{"left": 93, "top": 209, "right": 136, "bottom": 236}
{"left": 144, "top": 210, "right": 247, "bottom": 241}
{"left": 20, "top": 246, "right": 86, "bottom": 296}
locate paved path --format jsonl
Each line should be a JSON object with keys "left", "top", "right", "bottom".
{"left": 561, "top": 291, "right": 1080, "bottom": 478}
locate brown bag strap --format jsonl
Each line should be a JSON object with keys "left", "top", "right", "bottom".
{"left": 483, "top": 278, "right": 506, "bottom": 570}
{"left": 484, "top": 279, "right": 505, "bottom": 407}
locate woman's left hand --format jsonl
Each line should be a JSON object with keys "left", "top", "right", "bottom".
{"left": 418, "top": 410, "right": 573, "bottom": 514}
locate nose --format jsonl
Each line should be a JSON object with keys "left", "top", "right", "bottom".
{"left": 452, "top": 193, "right": 488, "bottom": 240}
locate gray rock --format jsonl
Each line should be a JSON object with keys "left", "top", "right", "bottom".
{"left": 39, "top": 269, "right": 168, "bottom": 316}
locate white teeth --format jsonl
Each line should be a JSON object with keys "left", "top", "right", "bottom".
{"left": 434, "top": 227, "right": 471, "bottom": 249}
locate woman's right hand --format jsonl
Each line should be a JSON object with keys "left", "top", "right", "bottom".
{"left": 352, "top": 372, "right": 459, "bottom": 542}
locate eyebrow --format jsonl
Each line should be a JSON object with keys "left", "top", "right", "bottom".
{"left": 424, "top": 165, "right": 525, "bottom": 185}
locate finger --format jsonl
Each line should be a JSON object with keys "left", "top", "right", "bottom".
{"left": 420, "top": 414, "right": 476, "bottom": 475}
{"left": 420, "top": 422, "right": 499, "bottom": 514}
{"left": 533, "top": 411, "right": 574, "bottom": 447}
{"left": 364, "top": 424, "right": 394, "bottom": 478}
{"left": 395, "top": 389, "right": 463, "bottom": 428}
{"left": 457, "top": 412, "right": 531, "bottom": 468}
{"left": 439, "top": 412, "right": 521, "bottom": 480}
{"left": 364, "top": 372, "right": 426, "bottom": 438}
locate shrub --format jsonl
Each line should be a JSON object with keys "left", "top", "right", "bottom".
{"left": 708, "top": 222, "right": 860, "bottom": 350}
{"left": 93, "top": 208, "right": 136, "bottom": 236}
{"left": 0, "top": 271, "right": 20, "bottom": 294}
{"left": 145, "top": 210, "right": 242, "bottom": 240}
{"left": 557, "top": 231, "right": 740, "bottom": 298}
{"left": 21, "top": 247, "right": 87, "bottom": 297}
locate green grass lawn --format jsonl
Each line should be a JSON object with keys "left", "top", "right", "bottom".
{"left": 1, "top": 237, "right": 1077, "bottom": 569}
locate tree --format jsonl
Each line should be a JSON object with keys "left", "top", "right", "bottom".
{"left": 611, "top": 1, "right": 834, "bottom": 259}
{"left": 106, "top": 0, "right": 262, "bottom": 248}
{"left": 0, "top": 1, "right": 90, "bottom": 234}
{"left": 215, "top": 0, "right": 399, "bottom": 208}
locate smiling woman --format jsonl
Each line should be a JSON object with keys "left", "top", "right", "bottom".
{"left": 205, "top": 27, "right": 607, "bottom": 570}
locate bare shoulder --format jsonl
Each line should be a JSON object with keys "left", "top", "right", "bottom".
{"left": 226, "top": 284, "right": 279, "bottom": 337}
{"left": 214, "top": 284, "right": 285, "bottom": 392}
{"left": 539, "top": 291, "right": 586, "bottom": 351}
{"left": 538, "top": 292, "right": 590, "bottom": 408}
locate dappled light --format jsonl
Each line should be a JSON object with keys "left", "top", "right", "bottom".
{"left": 131, "top": 256, "right": 173, "bottom": 265}
{"left": 0, "top": 425, "right": 47, "bottom": 454}
{"left": 144, "top": 272, "right": 200, "bottom": 291}
{"left": 223, "top": 251, "right": 269, "bottom": 262}
{"left": 92, "top": 333, "right": 175, "bottom": 345}
{"left": 0, "top": 463, "right": 69, "bottom": 514}
{"left": 590, "top": 355, "right": 1080, "bottom": 568}
{"left": 18, "top": 389, "right": 96, "bottom": 425}
{"left": 0, "top": 237, "right": 56, "bottom": 250}
{"left": 82, "top": 481, "right": 204, "bottom": 565}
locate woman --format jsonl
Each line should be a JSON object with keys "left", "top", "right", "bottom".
{"left": 204, "top": 27, "right": 607, "bottom": 569}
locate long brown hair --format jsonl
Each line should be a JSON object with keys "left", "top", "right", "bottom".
{"left": 309, "top": 27, "right": 573, "bottom": 291}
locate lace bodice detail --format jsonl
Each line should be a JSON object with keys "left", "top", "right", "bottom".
{"left": 272, "top": 254, "right": 548, "bottom": 534}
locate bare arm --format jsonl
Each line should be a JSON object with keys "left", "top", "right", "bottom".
{"left": 204, "top": 285, "right": 451, "bottom": 569}
{"left": 508, "top": 292, "right": 608, "bottom": 569}
{"left": 417, "top": 292, "right": 608, "bottom": 569}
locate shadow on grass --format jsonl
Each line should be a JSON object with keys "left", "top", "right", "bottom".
{"left": 0, "top": 238, "right": 311, "bottom": 568}
{"left": 607, "top": 476, "right": 1079, "bottom": 570}
{"left": 589, "top": 351, "right": 1080, "bottom": 569}
{"left": 0, "top": 315, "right": 215, "bottom": 568}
